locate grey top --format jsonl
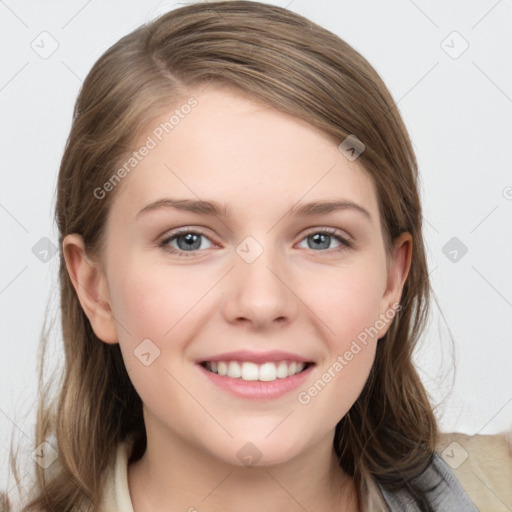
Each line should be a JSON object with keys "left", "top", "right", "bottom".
{"left": 379, "top": 453, "right": 478, "bottom": 511}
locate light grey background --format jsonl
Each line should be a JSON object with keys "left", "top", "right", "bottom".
{"left": 1, "top": 0, "right": 511, "bottom": 492}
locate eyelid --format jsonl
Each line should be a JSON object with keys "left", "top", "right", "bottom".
{"left": 158, "top": 225, "right": 354, "bottom": 257}
{"left": 158, "top": 227, "right": 217, "bottom": 256}
{"left": 160, "top": 226, "right": 212, "bottom": 240}
{"left": 298, "top": 227, "right": 354, "bottom": 247}
{"left": 301, "top": 226, "right": 350, "bottom": 238}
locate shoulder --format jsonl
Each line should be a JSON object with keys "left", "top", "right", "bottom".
{"left": 379, "top": 431, "right": 512, "bottom": 511}
{"left": 378, "top": 450, "right": 479, "bottom": 511}
{"left": 436, "top": 431, "right": 512, "bottom": 512}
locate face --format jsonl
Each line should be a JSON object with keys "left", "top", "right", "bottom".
{"left": 81, "top": 86, "right": 409, "bottom": 467}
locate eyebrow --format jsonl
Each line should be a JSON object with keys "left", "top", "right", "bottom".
{"left": 136, "top": 198, "right": 229, "bottom": 219}
{"left": 288, "top": 200, "right": 371, "bottom": 220}
{"left": 135, "top": 198, "right": 372, "bottom": 221}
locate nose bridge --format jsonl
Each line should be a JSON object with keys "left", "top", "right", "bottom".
{"left": 223, "top": 234, "right": 297, "bottom": 327}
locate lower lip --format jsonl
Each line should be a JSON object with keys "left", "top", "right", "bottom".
{"left": 197, "top": 364, "right": 314, "bottom": 399}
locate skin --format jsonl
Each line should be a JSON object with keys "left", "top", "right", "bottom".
{"left": 64, "top": 86, "right": 411, "bottom": 512}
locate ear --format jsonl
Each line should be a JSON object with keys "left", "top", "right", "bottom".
{"left": 377, "top": 232, "right": 412, "bottom": 337}
{"left": 62, "top": 233, "right": 118, "bottom": 344}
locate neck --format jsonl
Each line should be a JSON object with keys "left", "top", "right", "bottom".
{"left": 128, "top": 425, "right": 359, "bottom": 512}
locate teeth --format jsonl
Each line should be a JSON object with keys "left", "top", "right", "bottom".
{"left": 276, "top": 361, "right": 289, "bottom": 378}
{"left": 241, "top": 362, "right": 259, "bottom": 381}
{"left": 204, "top": 360, "right": 307, "bottom": 382}
{"left": 228, "top": 361, "right": 242, "bottom": 378}
{"left": 259, "top": 362, "right": 276, "bottom": 381}
{"left": 218, "top": 362, "right": 228, "bottom": 376}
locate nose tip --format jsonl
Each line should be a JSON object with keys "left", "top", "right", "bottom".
{"left": 222, "top": 244, "right": 297, "bottom": 329}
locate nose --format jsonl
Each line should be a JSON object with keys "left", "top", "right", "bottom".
{"left": 221, "top": 241, "right": 298, "bottom": 331}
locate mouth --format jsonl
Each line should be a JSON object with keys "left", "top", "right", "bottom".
{"left": 199, "top": 360, "right": 314, "bottom": 382}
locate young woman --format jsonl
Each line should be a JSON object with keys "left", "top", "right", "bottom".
{"left": 11, "top": 2, "right": 480, "bottom": 510}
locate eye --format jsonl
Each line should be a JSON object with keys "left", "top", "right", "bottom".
{"left": 159, "top": 229, "right": 214, "bottom": 256}
{"left": 158, "top": 227, "right": 353, "bottom": 257}
{"left": 297, "top": 228, "right": 353, "bottom": 252}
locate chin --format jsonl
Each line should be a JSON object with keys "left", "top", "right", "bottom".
{"left": 203, "top": 432, "right": 309, "bottom": 469}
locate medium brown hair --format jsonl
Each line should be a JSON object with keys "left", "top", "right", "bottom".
{"left": 18, "top": 1, "right": 438, "bottom": 509}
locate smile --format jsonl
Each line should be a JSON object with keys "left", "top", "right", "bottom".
{"left": 201, "top": 360, "right": 311, "bottom": 382}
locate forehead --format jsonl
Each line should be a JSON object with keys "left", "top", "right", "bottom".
{"left": 109, "top": 86, "right": 380, "bottom": 226}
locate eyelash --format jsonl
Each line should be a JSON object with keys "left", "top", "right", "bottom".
{"left": 158, "top": 227, "right": 354, "bottom": 257}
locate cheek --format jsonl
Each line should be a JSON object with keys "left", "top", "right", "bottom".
{"left": 310, "top": 345, "right": 376, "bottom": 432}
{"left": 297, "top": 270, "right": 382, "bottom": 427}
{"left": 108, "top": 259, "right": 208, "bottom": 344}
{"left": 306, "top": 257, "right": 387, "bottom": 349}
{"left": 107, "top": 263, "right": 196, "bottom": 412}
{"left": 294, "top": 256, "right": 386, "bottom": 417}
{"left": 107, "top": 260, "right": 215, "bottom": 397}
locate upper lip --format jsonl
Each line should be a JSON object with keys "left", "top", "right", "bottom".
{"left": 197, "top": 350, "right": 314, "bottom": 364}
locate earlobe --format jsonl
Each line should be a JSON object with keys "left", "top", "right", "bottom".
{"left": 62, "top": 234, "right": 118, "bottom": 344}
